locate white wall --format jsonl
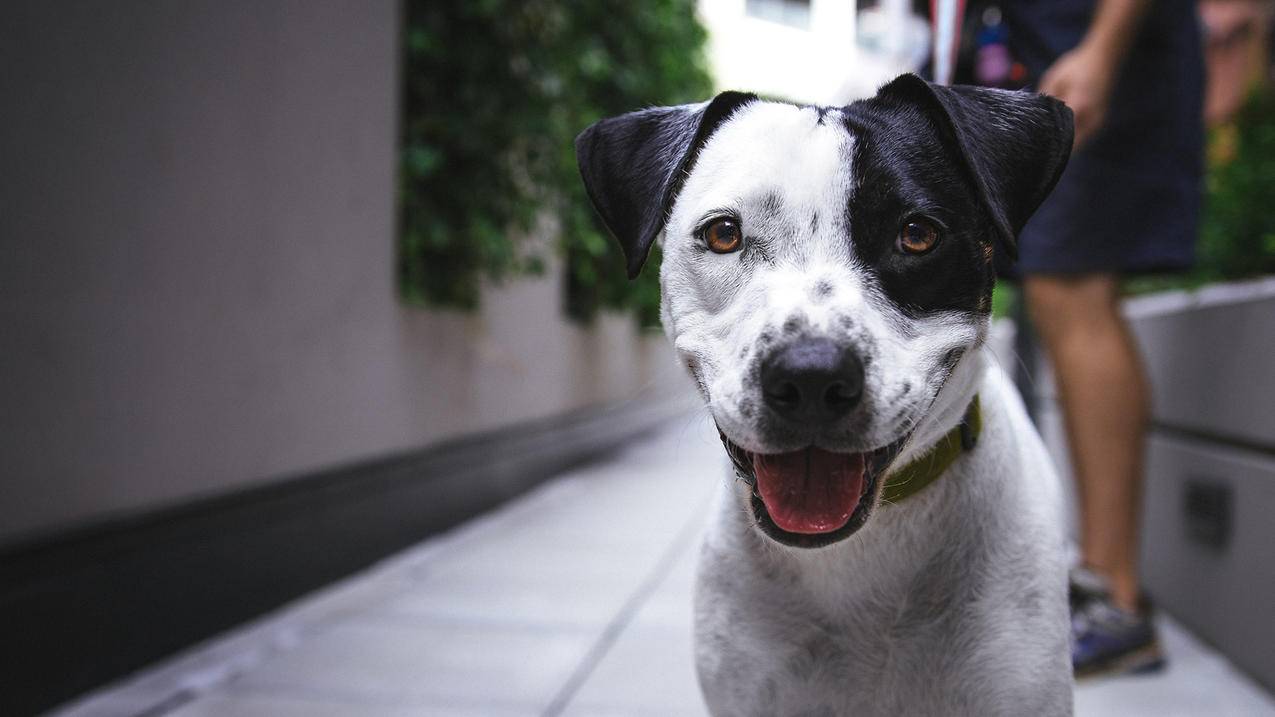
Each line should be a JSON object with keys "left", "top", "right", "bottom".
{"left": 0, "top": 0, "right": 684, "bottom": 545}
{"left": 700, "top": 0, "right": 856, "bottom": 103}
{"left": 698, "top": 0, "right": 918, "bottom": 104}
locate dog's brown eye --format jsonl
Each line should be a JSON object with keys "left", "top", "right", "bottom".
{"left": 704, "top": 218, "right": 743, "bottom": 253}
{"left": 897, "top": 219, "right": 940, "bottom": 255}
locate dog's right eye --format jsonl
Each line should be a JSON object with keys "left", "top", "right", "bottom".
{"left": 897, "top": 219, "right": 941, "bottom": 255}
{"left": 703, "top": 218, "right": 743, "bottom": 254}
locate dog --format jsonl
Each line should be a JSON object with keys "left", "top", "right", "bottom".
{"left": 576, "top": 74, "right": 1075, "bottom": 715}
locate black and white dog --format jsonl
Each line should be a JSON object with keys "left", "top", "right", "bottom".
{"left": 576, "top": 74, "right": 1075, "bottom": 715}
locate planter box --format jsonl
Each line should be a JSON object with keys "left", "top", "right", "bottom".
{"left": 1141, "top": 433, "right": 1275, "bottom": 691}
{"left": 1127, "top": 277, "right": 1275, "bottom": 450}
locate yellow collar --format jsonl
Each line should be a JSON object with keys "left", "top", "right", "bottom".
{"left": 881, "top": 396, "right": 981, "bottom": 504}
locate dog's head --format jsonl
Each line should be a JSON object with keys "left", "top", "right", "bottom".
{"left": 576, "top": 75, "right": 1072, "bottom": 548}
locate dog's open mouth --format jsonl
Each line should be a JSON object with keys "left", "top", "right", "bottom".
{"left": 719, "top": 432, "right": 910, "bottom": 548}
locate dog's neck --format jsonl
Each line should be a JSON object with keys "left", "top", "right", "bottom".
{"left": 891, "top": 347, "right": 987, "bottom": 471}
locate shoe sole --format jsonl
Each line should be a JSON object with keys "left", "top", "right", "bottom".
{"left": 1074, "top": 642, "right": 1167, "bottom": 682}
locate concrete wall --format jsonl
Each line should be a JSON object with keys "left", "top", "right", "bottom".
{"left": 1034, "top": 277, "right": 1275, "bottom": 691}
{"left": 0, "top": 0, "right": 683, "bottom": 546}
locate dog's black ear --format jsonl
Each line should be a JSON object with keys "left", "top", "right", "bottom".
{"left": 575, "top": 91, "right": 759, "bottom": 278}
{"left": 875, "top": 74, "right": 1073, "bottom": 259}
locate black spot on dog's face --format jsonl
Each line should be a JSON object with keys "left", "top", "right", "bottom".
{"left": 842, "top": 101, "right": 996, "bottom": 318}
{"left": 941, "top": 347, "right": 966, "bottom": 371}
{"left": 758, "top": 191, "right": 783, "bottom": 217}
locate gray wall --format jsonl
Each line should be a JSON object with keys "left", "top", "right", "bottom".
{"left": 0, "top": 1, "right": 683, "bottom": 545}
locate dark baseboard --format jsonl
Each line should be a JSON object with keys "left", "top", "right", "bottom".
{"left": 0, "top": 397, "right": 687, "bottom": 716}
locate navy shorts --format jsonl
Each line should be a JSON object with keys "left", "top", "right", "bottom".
{"left": 1002, "top": 0, "right": 1205, "bottom": 276}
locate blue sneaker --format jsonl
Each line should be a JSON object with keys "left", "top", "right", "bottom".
{"left": 1070, "top": 568, "right": 1166, "bottom": 679}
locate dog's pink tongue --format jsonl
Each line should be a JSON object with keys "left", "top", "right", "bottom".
{"left": 753, "top": 448, "right": 865, "bottom": 535}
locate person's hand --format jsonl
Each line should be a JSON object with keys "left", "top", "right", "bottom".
{"left": 1038, "top": 42, "right": 1120, "bottom": 150}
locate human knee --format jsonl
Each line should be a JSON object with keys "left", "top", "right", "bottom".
{"left": 1024, "top": 275, "right": 1121, "bottom": 337}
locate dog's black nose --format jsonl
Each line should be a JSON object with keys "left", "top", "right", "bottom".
{"left": 760, "top": 339, "right": 864, "bottom": 423}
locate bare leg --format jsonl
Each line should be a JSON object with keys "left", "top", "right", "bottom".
{"left": 1024, "top": 274, "right": 1147, "bottom": 613}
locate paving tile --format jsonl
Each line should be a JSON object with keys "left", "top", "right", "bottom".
{"left": 489, "top": 467, "right": 719, "bottom": 549}
{"left": 407, "top": 537, "right": 667, "bottom": 601}
{"left": 232, "top": 616, "right": 596, "bottom": 710}
{"left": 559, "top": 620, "right": 708, "bottom": 717}
{"left": 164, "top": 690, "right": 536, "bottom": 717}
{"left": 626, "top": 538, "right": 700, "bottom": 632}
{"left": 376, "top": 563, "right": 637, "bottom": 630}
{"left": 558, "top": 534, "right": 707, "bottom": 717}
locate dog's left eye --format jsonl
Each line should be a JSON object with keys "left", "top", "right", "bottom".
{"left": 703, "top": 218, "right": 743, "bottom": 254}
{"left": 897, "top": 219, "right": 941, "bottom": 255}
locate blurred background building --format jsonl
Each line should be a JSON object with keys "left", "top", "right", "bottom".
{"left": 2, "top": 1, "right": 1274, "bottom": 715}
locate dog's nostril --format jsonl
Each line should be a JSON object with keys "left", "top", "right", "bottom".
{"left": 824, "top": 381, "right": 861, "bottom": 410}
{"left": 765, "top": 381, "right": 802, "bottom": 409}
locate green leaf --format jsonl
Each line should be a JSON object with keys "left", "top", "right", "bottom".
{"left": 398, "top": 0, "right": 712, "bottom": 315}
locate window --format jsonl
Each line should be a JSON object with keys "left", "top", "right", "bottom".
{"left": 745, "top": 0, "right": 812, "bottom": 29}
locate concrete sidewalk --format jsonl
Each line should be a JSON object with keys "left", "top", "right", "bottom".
{"left": 56, "top": 416, "right": 1275, "bottom": 716}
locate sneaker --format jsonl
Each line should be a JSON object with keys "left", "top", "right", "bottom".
{"left": 1069, "top": 568, "right": 1167, "bottom": 679}
{"left": 1068, "top": 565, "right": 1109, "bottom": 612}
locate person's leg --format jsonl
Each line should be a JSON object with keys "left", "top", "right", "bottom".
{"left": 1024, "top": 273, "right": 1147, "bottom": 613}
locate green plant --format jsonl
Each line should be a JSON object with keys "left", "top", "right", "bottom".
{"left": 400, "top": 0, "right": 712, "bottom": 321}
{"left": 1123, "top": 89, "right": 1275, "bottom": 296}
{"left": 1197, "top": 89, "right": 1275, "bottom": 281}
